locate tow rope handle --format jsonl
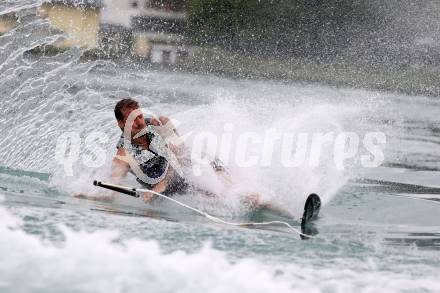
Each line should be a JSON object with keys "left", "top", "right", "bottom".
{"left": 93, "top": 180, "right": 140, "bottom": 198}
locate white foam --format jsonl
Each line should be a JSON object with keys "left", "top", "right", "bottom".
{"left": 1, "top": 198, "right": 440, "bottom": 293}
{"left": 0, "top": 197, "right": 290, "bottom": 292}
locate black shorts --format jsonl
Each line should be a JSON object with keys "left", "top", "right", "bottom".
{"left": 137, "top": 174, "right": 188, "bottom": 196}
{"left": 163, "top": 175, "right": 189, "bottom": 196}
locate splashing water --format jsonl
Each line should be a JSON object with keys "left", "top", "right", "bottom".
{"left": 1, "top": 2, "right": 440, "bottom": 292}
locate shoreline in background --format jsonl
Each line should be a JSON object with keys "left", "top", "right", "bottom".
{"left": 28, "top": 45, "right": 440, "bottom": 98}
{"left": 181, "top": 47, "right": 440, "bottom": 98}
{"left": 7, "top": 1, "right": 438, "bottom": 98}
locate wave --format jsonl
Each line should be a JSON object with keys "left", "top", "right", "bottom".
{"left": 1, "top": 192, "right": 439, "bottom": 293}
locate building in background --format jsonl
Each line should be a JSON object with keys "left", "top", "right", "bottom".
{"left": 38, "top": 0, "right": 101, "bottom": 49}
{"left": 35, "top": 0, "right": 191, "bottom": 64}
{"left": 0, "top": 12, "right": 18, "bottom": 35}
{"left": 100, "top": 0, "right": 191, "bottom": 64}
{"left": 34, "top": 0, "right": 193, "bottom": 64}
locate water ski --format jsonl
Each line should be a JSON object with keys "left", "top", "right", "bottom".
{"left": 299, "top": 193, "right": 321, "bottom": 239}
{"left": 301, "top": 193, "right": 321, "bottom": 226}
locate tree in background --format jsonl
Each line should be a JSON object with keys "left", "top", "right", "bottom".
{"left": 186, "top": 0, "right": 376, "bottom": 60}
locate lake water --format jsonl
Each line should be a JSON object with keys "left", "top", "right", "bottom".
{"left": 0, "top": 2, "right": 439, "bottom": 292}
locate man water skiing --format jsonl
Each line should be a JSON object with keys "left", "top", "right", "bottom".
{"left": 81, "top": 98, "right": 321, "bottom": 225}
{"left": 81, "top": 98, "right": 229, "bottom": 203}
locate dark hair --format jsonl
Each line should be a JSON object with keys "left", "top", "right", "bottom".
{"left": 114, "top": 98, "right": 139, "bottom": 121}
